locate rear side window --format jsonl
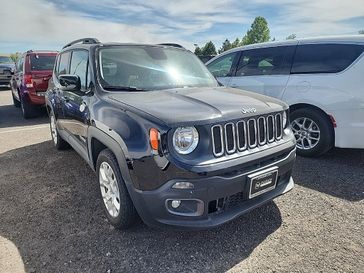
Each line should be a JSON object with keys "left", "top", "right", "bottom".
{"left": 207, "top": 52, "right": 239, "bottom": 77}
{"left": 70, "top": 50, "right": 89, "bottom": 90}
{"left": 291, "top": 44, "right": 364, "bottom": 74}
{"left": 30, "top": 54, "right": 56, "bottom": 71}
{"left": 235, "top": 46, "right": 295, "bottom": 76}
{"left": 57, "top": 51, "right": 71, "bottom": 76}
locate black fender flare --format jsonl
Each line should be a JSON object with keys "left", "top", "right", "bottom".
{"left": 87, "top": 126, "right": 132, "bottom": 186}
{"left": 87, "top": 126, "right": 147, "bottom": 217}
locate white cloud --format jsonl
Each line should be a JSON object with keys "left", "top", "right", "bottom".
{"left": 0, "top": 0, "right": 363, "bottom": 52}
{"left": 0, "top": 0, "right": 195, "bottom": 51}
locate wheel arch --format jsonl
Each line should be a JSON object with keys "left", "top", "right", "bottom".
{"left": 289, "top": 103, "right": 333, "bottom": 125}
{"left": 289, "top": 102, "right": 335, "bottom": 145}
{"left": 87, "top": 126, "right": 132, "bottom": 185}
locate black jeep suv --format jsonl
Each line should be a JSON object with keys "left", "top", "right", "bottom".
{"left": 46, "top": 38, "right": 296, "bottom": 230}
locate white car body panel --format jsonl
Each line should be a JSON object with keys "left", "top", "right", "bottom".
{"left": 229, "top": 75, "right": 290, "bottom": 99}
{"left": 208, "top": 36, "right": 364, "bottom": 149}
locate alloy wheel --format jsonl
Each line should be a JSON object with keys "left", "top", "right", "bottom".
{"left": 99, "top": 162, "right": 121, "bottom": 218}
{"left": 291, "top": 117, "right": 320, "bottom": 150}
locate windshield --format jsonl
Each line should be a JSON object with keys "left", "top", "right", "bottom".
{"left": 30, "top": 54, "right": 56, "bottom": 71}
{"left": 0, "top": 56, "right": 13, "bottom": 63}
{"left": 98, "top": 46, "right": 217, "bottom": 91}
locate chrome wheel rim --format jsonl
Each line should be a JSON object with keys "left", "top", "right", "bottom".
{"left": 50, "top": 114, "right": 58, "bottom": 145}
{"left": 99, "top": 162, "right": 120, "bottom": 218}
{"left": 291, "top": 117, "right": 320, "bottom": 150}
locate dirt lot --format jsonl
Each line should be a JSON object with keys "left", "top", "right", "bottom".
{"left": 0, "top": 88, "right": 363, "bottom": 273}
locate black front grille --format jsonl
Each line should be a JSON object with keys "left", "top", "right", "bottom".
{"left": 211, "top": 112, "right": 284, "bottom": 157}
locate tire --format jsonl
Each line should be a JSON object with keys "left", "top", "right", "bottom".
{"left": 49, "top": 110, "right": 69, "bottom": 150}
{"left": 12, "top": 92, "right": 21, "bottom": 108}
{"left": 20, "top": 96, "right": 37, "bottom": 119}
{"left": 96, "top": 149, "right": 138, "bottom": 229}
{"left": 290, "top": 108, "right": 334, "bottom": 157}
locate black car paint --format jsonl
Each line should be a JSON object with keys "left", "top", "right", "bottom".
{"left": 46, "top": 43, "right": 296, "bottom": 229}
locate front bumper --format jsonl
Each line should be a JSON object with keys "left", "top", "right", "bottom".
{"left": 128, "top": 147, "right": 296, "bottom": 230}
{"left": 0, "top": 74, "right": 11, "bottom": 84}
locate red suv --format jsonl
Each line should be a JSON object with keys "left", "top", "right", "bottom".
{"left": 11, "top": 50, "right": 57, "bottom": 118}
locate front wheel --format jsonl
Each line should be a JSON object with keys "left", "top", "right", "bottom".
{"left": 49, "top": 111, "right": 69, "bottom": 150}
{"left": 96, "top": 149, "right": 138, "bottom": 229}
{"left": 290, "top": 108, "right": 334, "bottom": 157}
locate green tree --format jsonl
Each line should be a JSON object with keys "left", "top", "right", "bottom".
{"left": 194, "top": 46, "right": 202, "bottom": 56}
{"left": 231, "top": 38, "right": 240, "bottom": 48}
{"left": 241, "top": 16, "right": 270, "bottom": 45}
{"left": 359, "top": 30, "right": 364, "bottom": 34}
{"left": 286, "top": 34, "right": 297, "bottom": 40}
{"left": 201, "top": 41, "right": 217, "bottom": 56}
{"left": 10, "top": 52, "right": 21, "bottom": 63}
{"left": 218, "top": 39, "right": 232, "bottom": 53}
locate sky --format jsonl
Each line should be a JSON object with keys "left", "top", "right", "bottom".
{"left": 0, "top": 0, "right": 363, "bottom": 53}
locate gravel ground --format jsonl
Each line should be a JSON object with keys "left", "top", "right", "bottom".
{"left": 0, "top": 88, "right": 363, "bottom": 273}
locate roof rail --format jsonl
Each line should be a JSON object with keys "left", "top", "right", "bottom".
{"left": 62, "top": 38, "right": 100, "bottom": 49}
{"left": 158, "top": 43, "right": 184, "bottom": 49}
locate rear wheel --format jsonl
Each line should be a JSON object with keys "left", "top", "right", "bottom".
{"left": 49, "top": 110, "right": 69, "bottom": 150}
{"left": 20, "top": 96, "right": 37, "bottom": 119}
{"left": 96, "top": 149, "right": 138, "bottom": 229}
{"left": 290, "top": 108, "right": 334, "bottom": 157}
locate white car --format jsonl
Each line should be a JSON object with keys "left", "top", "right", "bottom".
{"left": 206, "top": 35, "right": 364, "bottom": 157}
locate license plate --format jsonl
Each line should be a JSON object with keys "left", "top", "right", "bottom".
{"left": 248, "top": 167, "right": 278, "bottom": 199}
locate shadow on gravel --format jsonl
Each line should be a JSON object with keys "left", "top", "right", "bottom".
{"left": 293, "top": 148, "right": 364, "bottom": 202}
{"left": 0, "top": 98, "right": 48, "bottom": 129}
{"left": 0, "top": 141, "right": 282, "bottom": 273}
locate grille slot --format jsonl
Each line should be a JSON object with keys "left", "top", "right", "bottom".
{"left": 236, "top": 121, "right": 247, "bottom": 151}
{"left": 211, "top": 112, "right": 284, "bottom": 157}
{"left": 275, "top": 113, "right": 283, "bottom": 139}
{"left": 267, "top": 115, "right": 275, "bottom": 142}
{"left": 258, "top": 117, "right": 266, "bottom": 145}
{"left": 211, "top": 125, "right": 224, "bottom": 157}
{"left": 247, "top": 119, "right": 257, "bottom": 148}
{"left": 224, "top": 123, "right": 236, "bottom": 154}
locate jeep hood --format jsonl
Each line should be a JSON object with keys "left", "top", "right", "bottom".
{"left": 0, "top": 63, "right": 15, "bottom": 70}
{"left": 108, "top": 87, "right": 287, "bottom": 125}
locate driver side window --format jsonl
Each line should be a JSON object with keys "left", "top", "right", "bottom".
{"left": 207, "top": 52, "right": 238, "bottom": 77}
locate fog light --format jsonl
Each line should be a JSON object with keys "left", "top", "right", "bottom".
{"left": 172, "top": 182, "right": 194, "bottom": 189}
{"left": 171, "top": 200, "right": 181, "bottom": 208}
{"left": 166, "top": 199, "right": 204, "bottom": 216}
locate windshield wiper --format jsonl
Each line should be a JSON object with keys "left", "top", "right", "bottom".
{"left": 103, "top": 85, "right": 147, "bottom": 92}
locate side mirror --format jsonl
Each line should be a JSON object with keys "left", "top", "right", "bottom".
{"left": 213, "top": 75, "right": 224, "bottom": 86}
{"left": 59, "top": 74, "right": 81, "bottom": 92}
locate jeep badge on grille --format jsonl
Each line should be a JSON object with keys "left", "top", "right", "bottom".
{"left": 242, "top": 107, "right": 257, "bottom": 114}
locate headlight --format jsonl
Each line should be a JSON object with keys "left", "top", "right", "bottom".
{"left": 282, "top": 111, "right": 288, "bottom": 128}
{"left": 173, "top": 127, "right": 199, "bottom": 154}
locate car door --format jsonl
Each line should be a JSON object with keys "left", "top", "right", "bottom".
{"left": 53, "top": 51, "right": 71, "bottom": 126}
{"left": 206, "top": 51, "right": 240, "bottom": 86}
{"left": 61, "top": 49, "right": 91, "bottom": 153}
{"left": 228, "top": 45, "right": 296, "bottom": 99}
